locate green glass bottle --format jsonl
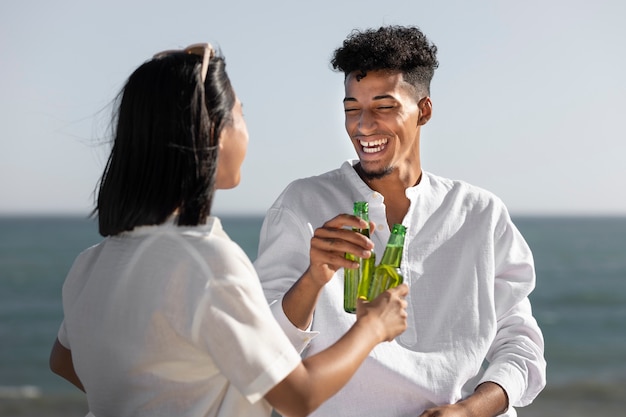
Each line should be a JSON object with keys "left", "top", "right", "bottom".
{"left": 343, "top": 201, "right": 376, "bottom": 313}
{"left": 366, "top": 224, "right": 407, "bottom": 302}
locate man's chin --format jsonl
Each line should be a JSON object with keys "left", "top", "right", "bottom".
{"left": 358, "top": 162, "right": 393, "bottom": 180}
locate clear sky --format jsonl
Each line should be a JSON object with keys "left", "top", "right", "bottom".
{"left": 1, "top": 0, "right": 624, "bottom": 217}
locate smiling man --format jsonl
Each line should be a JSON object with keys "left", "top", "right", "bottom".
{"left": 255, "top": 25, "right": 546, "bottom": 417}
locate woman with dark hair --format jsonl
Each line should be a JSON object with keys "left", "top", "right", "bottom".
{"left": 49, "top": 43, "right": 409, "bottom": 417}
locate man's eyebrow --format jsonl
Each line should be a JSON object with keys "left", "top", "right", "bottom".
{"left": 343, "top": 94, "right": 396, "bottom": 103}
{"left": 373, "top": 94, "right": 396, "bottom": 100}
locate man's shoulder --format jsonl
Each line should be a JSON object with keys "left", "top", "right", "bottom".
{"left": 278, "top": 163, "right": 352, "bottom": 198}
{"left": 426, "top": 171, "right": 493, "bottom": 193}
{"left": 266, "top": 162, "right": 359, "bottom": 222}
{"left": 425, "top": 171, "right": 506, "bottom": 211}
{"left": 292, "top": 162, "right": 350, "bottom": 184}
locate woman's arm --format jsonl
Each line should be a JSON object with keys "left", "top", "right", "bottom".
{"left": 49, "top": 338, "right": 85, "bottom": 392}
{"left": 264, "top": 284, "right": 408, "bottom": 417}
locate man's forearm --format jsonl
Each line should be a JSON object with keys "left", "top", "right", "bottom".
{"left": 282, "top": 268, "right": 325, "bottom": 329}
{"left": 458, "top": 382, "right": 509, "bottom": 417}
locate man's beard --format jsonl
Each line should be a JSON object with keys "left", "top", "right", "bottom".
{"left": 357, "top": 163, "right": 394, "bottom": 181}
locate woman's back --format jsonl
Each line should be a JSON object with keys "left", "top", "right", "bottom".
{"left": 59, "top": 217, "right": 301, "bottom": 417}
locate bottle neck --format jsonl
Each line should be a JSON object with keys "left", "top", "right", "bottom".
{"left": 354, "top": 207, "right": 370, "bottom": 236}
{"left": 380, "top": 235, "right": 404, "bottom": 267}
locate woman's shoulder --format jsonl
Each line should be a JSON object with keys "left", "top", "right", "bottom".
{"left": 178, "top": 218, "right": 257, "bottom": 282}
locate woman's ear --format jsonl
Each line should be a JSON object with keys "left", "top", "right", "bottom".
{"left": 417, "top": 97, "right": 432, "bottom": 126}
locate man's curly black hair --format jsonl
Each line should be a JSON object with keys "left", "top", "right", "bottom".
{"left": 331, "top": 25, "right": 439, "bottom": 98}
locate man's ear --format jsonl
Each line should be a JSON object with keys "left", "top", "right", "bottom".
{"left": 417, "top": 97, "right": 432, "bottom": 126}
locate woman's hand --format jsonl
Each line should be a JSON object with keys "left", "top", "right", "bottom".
{"left": 355, "top": 284, "right": 409, "bottom": 342}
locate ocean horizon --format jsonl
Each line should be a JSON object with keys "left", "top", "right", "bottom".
{"left": 1, "top": 214, "right": 625, "bottom": 416}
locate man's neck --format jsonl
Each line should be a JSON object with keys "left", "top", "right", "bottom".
{"left": 353, "top": 163, "right": 422, "bottom": 228}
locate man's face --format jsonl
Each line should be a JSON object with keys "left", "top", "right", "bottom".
{"left": 343, "top": 70, "right": 426, "bottom": 179}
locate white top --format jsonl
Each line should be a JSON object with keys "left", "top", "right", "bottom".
{"left": 255, "top": 160, "right": 546, "bottom": 417}
{"left": 57, "top": 217, "right": 301, "bottom": 417}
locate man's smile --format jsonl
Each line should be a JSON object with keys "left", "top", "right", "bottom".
{"left": 359, "top": 138, "right": 388, "bottom": 154}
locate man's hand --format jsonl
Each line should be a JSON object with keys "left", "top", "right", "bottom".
{"left": 282, "top": 213, "right": 375, "bottom": 329}
{"left": 307, "top": 213, "right": 375, "bottom": 287}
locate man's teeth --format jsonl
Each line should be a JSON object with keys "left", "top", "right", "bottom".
{"left": 360, "top": 138, "right": 388, "bottom": 153}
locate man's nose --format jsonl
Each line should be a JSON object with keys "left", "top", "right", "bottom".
{"left": 357, "top": 109, "right": 377, "bottom": 133}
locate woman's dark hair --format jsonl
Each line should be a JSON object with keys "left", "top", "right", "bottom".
{"left": 95, "top": 49, "right": 236, "bottom": 236}
{"left": 331, "top": 25, "right": 439, "bottom": 98}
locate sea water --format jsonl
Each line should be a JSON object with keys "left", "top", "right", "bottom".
{"left": 1, "top": 215, "right": 625, "bottom": 415}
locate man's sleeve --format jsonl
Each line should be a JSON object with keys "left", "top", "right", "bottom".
{"left": 480, "top": 211, "right": 547, "bottom": 407}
